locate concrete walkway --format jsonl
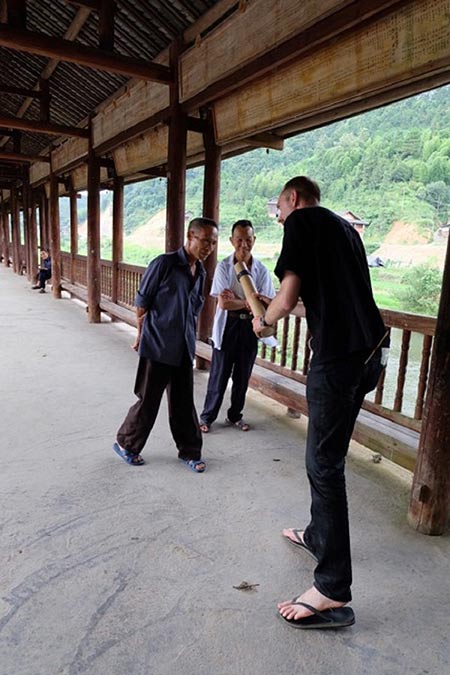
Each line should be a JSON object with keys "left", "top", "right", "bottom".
{"left": 1, "top": 265, "right": 449, "bottom": 675}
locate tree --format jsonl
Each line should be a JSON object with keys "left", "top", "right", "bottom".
{"left": 398, "top": 263, "right": 443, "bottom": 315}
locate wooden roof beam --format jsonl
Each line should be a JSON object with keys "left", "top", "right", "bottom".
{"left": 0, "top": 26, "right": 173, "bottom": 83}
{"left": 0, "top": 115, "right": 89, "bottom": 138}
{"left": 245, "top": 132, "right": 283, "bottom": 151}
{"left": 66, "top": 0, "right": 116, "bottom": 50}
{"left": 0, "top": 83, "right": 46, "bottom": 98}
{"left": 5, "top": 0, "right": 26, "bottom": 29}
{"left": 0, "top": 151, "right": 51, "bottom": 164}
{"left": 0, "top": 6, "right": 91, "bottom": 149}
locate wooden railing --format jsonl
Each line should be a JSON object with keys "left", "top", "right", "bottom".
{"left": 116, "top": 262, "right": 145, "bottom": 307}
{"left": 255, "top": 306, "right": 435, "bottom": 433}
{"left": 59, "top": 254, "right": 436, "bottom": 436}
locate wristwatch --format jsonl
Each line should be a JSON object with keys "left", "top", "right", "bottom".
{"left": 259, "top": 316, "right": 272, "bottom": 328}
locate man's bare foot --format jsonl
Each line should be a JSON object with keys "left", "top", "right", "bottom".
{"left": 278, "top": 586, "right": 346, "bottom": 621}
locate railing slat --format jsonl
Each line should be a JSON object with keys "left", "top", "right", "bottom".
{"left": 414, "top": 333, "right": 433, "bottom": 420}
{"left": 394, "top": 329, "right": 411, "bottom": 412}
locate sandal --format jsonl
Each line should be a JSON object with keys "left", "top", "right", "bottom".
{"left": 112, "top": 441, "right": 144, "bottom": 466}
{"left": 225, "top": 417, "right": 250, "bottom": 431}
{"left": 199, "top": 423, "right": 210, "bottom": 433}
{"left": 180, "top": 458, "right": 206, "bottom": 473}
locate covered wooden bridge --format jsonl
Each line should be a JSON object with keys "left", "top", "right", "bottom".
{"left": 0, "top": 0, "right": 449, "bottom": 535}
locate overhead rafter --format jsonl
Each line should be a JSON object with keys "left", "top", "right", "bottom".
{"left": 65, "top": 0, "right": 116, "bottom": 50}
{"left": 0, "top": 6, "right": 92, "bottom": 149}
{"left": 0, "top": 83, "right": 46, "bottom": 98}
{"left": 0, "top": 25, "right": 173, "bottom": 83}
{"left": 0, "top": 151, "right": 51, "bottom": 164}
{"left": 0, "top": 115, "right": 89, "bottom": 138}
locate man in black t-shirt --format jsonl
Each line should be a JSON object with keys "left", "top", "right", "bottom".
{"left": 253, "top": 176, "right": 388, "bottom": 629}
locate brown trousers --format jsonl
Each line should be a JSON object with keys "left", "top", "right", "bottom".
{"left": 117, "top": 355, "right": 202, "bottom": 460}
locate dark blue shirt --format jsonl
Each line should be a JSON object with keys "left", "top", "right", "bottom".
{"left": 135, "top": 247, "right": 206, "bottom": 366}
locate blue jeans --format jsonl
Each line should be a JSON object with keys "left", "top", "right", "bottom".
{"left": 303, "top": 349, "right": 383, "bottom": 602}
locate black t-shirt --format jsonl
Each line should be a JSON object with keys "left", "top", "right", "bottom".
{"left": 274, "top": 206, "right": 387, "bottom": 363}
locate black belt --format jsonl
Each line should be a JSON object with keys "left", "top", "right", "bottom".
{"left": 228, "top": 310, "right": 251, "bottom": 320}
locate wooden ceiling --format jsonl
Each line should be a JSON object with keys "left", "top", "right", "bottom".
{"left": 0, "top": 0, "right": 222, "bottom": 168}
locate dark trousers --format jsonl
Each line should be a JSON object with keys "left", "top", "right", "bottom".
{"left": 303, "top": 349, "right": 383, "bottom": 602}
{"left": 200, "top": 316, "right": 258, "bottom": 425}
{"left": 117, "top": 355, "right": 202, "bottom": 460}
{"left": 37, "top": 269, "right": 51, "bottom": 289}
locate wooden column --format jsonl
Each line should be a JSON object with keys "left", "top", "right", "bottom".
{"left": 408, "top": 234, "right": 450, "bottom": 534}
{"left": 87, "top": 142, "right": 101, "bottom": 322}
{"left": 112, "top": 175, "right": 123, "bottom": 304}
{"left": 38, "top": 187, "right": 47, "bottom": 249}
{"left": 10, "top": 185, "right": 20, "bottom": 273}
{"left": 69, "top": 182, "right": 78, "bottom": 283}
{"left": 196, "top": 110, "right": 221, "bottom": 370}
{"left": 165, "top": 40, "right": 187, "bottom": 252}
{"left": 0, "top": 196, "right": 10, "bottom": 266}
{"left": 49, "top": 174, "right": 61, "bottom": 298}
{"left": 29, "top": 190, "right": 38, "bottom": 281}
{"left": 22, "top": 180, "right": 32, "bottom": 281}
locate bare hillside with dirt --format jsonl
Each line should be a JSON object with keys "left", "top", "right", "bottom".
{"left": 373, "top": 221, "right": 448, "bottom": 269}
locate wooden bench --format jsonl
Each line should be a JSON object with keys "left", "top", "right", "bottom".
{"left": 195, "top": 340, "right": 418, "bottom": 471}
{"left": 61, "top": 281, "right": 137, "bottom": 326}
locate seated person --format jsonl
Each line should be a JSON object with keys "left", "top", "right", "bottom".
{"left": 32, "top": 249, "right": 52, "bottom": 293}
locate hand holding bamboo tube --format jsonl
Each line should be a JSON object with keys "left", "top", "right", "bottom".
{"left": 234, "top": 261, "right": 276, "bottom": 337}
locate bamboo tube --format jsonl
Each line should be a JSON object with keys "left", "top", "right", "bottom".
{"left": 234, "top": 260, "right": 276, "bottom": 337}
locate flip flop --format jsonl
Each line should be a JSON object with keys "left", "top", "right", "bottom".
{"left": 278, "top": 601, "right": 355, "bottom": 629}
{"left": 225, "top": 418, "right": 250, "bottom": 431}
{"left": 112, "top": 441, "right": 144, "bottom": 466}
{"left": 179, "top": 458, "right": 206, "bottom": 473}
{"left": 283, "top": 529, "right": 318, "bottom": 562}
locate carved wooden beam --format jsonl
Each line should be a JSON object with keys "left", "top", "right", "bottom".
{"left": 182, "top": 0, "right": 412, "bottom": 111}
{"left": 0, "top": 115, "right": 89, "bottom": 138}
{"left": 0, "top": 26, "right": 172, "bottom": 83}
{"left": 0, "top": 151, "right": 51, "bottom": 163}
{"left": 94, "top": 106, "right": 170, "bottom": 155}
{"left": 245, "top": 132, "right": 283, "bottom": 150}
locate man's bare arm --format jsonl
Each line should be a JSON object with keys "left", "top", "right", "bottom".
{"left": 132, "top": 306, "right": 147, "bottom": 351}
{"left": 253, "top": 271, "right": 301, "bottom": 336}
{"left": 218, "top": 289, "right": 247, "bottom": 311}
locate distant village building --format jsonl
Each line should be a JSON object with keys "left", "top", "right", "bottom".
{"left": 267, "top": 197, "right": 278, "bottom": 218}
{"left": 437, "top": 223, "right": 450, "bottom": 238}
{"left": 340, "top": 211, "right": 369, "bottom": 237}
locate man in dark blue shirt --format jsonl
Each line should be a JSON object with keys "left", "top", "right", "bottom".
{"left": 253, "top": 176, "right": 388, "bottom": 629}
{"left": 113, "top": 217, "right": 218, "bottom": 472}
{"left": 32, "top": 249, "right": 52, "bottom": 293}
